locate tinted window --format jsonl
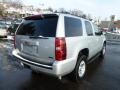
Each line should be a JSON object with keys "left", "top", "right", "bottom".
{"left": 16, "top": 17, "right": 58, "bottom": 37}
{"left": 65, "top": 17, "right": 82, "bottom": 37}
{"left": 85, "top": 21, "right": 93, "bottom": 36}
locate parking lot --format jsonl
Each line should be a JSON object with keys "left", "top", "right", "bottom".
{"left": 0, "top": 39, "right": 120, "bottom": 90}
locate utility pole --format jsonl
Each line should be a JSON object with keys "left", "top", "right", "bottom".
{"left": 108, "top": 15, "right": 115, "bottom": 32}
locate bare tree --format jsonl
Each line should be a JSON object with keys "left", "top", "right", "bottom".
{"left": 108, "top": 15, "right": 116, "bottom": 31}
{"left": 0, "top": 1, "right": 5, "bottom": 16}
{"left": 0, "top": 0, "right": 23, "bottom": 17}
{"left": 8, "top": 0, "right": 23, "bottom": 9}
{"left": 36, "top": 8, "right": 41, "bottom": 13}
{"left": 58, "top": 8, "right": 66, "bottom": 13}
{"left": 70, "top": 9, "right": 83, "bottom": 17}
{"left": 48, "top": 7, "right": 53, "bottom": 12}
{"left": 82, "top": 14, "right": 87, "bottom": 19}
{"left": 1, "top": 0, "right": 23, "bottom": 9}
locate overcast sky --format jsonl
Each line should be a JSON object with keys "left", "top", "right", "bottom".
{"left": 22, "top": 0, "right": 120, "bottom": 20}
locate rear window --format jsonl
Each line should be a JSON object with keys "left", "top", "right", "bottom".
{"left": 64, "top": 17, "right": 83, "bottom": 37}
{"left": 16, "top": 16, "right": 58, "bottom": 37}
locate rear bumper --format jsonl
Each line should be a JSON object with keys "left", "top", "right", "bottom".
{"left": 12, "top": 49, "right": 76, "bottom": 77}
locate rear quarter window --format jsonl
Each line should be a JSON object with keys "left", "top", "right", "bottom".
{"left": 16, "top": 16, "right": 58, "bottom": 37}
{"left": 64, "top": 17, "right": 83, "bottom": 37}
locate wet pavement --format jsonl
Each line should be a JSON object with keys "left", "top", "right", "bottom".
{"left": 0, "top": 39, "right": 120, "bottom": 90}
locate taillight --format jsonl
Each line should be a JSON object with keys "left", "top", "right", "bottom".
{"left": 55, "top": 37, "right": 66, "bottom": 61}
{"left": 14, "top": 34, "right": 16, "bottom": 49}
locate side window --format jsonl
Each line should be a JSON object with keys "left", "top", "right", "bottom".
{"left": 85, "top": 21, "right": 93, "bottom": 36}
{"left": 64, "top": 17, "right": 83, "bottom": 37}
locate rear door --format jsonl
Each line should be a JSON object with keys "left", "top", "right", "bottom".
{"left": 84, "top": 21, "right": 97, "bottom": 59}
{"left": 15, "top": 15, "right": 58, "bottom": 65}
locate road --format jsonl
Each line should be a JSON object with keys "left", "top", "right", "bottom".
{"left": 0, "top": 39, "right": 120, "bottom": 90}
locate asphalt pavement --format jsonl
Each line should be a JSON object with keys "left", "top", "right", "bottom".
{"left": 0, "top": 39, "right": 120, "bottom": 90}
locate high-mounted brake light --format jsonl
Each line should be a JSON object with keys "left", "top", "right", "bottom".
{"left": 55, "top": 37, "right": 66, "bottom": 61}
{"left": 25, "top": 14, "right": 44, "bottom": 20}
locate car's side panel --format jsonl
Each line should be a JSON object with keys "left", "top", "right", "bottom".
{"left": 83, "top": 20, "right": 99, "bottom": 59}
{"left": 12, "top": 14, "right": 106, "bottom": 78}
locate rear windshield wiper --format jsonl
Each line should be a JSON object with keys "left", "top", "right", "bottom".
{"left": 29, "top": 36, "right": 49, "bottom": 39}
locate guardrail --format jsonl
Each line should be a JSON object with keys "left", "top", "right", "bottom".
{"left": 105, "top": 32, "right": 120, "bottom": 42}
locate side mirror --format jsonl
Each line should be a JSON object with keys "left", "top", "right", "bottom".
{"left": 95, "top": 31, "right": 103, "bottom": 35}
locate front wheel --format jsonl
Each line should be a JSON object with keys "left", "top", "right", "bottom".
{"left": 100, "top": 44, "right": 106, "bottom": 58}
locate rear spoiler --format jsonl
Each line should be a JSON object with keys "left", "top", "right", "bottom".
{"left": 24, "top": 14, "right": 58, "bottom": 20}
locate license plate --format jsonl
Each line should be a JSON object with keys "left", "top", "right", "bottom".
{"left": 21, "top": 44, "right": 38, "bottom": 55}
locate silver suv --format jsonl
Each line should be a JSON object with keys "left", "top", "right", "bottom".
{"left": 12, "top": 13, "right": 106, "bottom": 81}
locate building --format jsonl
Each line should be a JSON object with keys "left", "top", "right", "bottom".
{"left": 99, "top": 21, "right": 110, "bottom": 31}
{"left": 114, "top": 20, "right": 120, "bottom": 33}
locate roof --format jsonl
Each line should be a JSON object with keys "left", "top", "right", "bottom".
{"left": 24, "top": 13, "right": 90, "bottom": 21}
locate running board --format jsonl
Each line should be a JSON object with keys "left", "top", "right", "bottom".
{"left": 87, "top": 53, "right": 100, "bottom": 64}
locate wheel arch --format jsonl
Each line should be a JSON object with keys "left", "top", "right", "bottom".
{"left": 104, "top": 41, "right": 106, "bottom": 45}
{"left": 77, "top": 48, "right": 89, "bottom": 62}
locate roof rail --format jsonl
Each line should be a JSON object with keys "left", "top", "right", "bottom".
{"left": 54, "top": 11, "right": 92, "bottom": 21}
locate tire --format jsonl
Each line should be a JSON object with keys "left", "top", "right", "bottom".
{"left": 72, "top": 54, "right": 87, "bottom": 82}
{"left": 100, "top": 44, "right": 106, "bottom": 58}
